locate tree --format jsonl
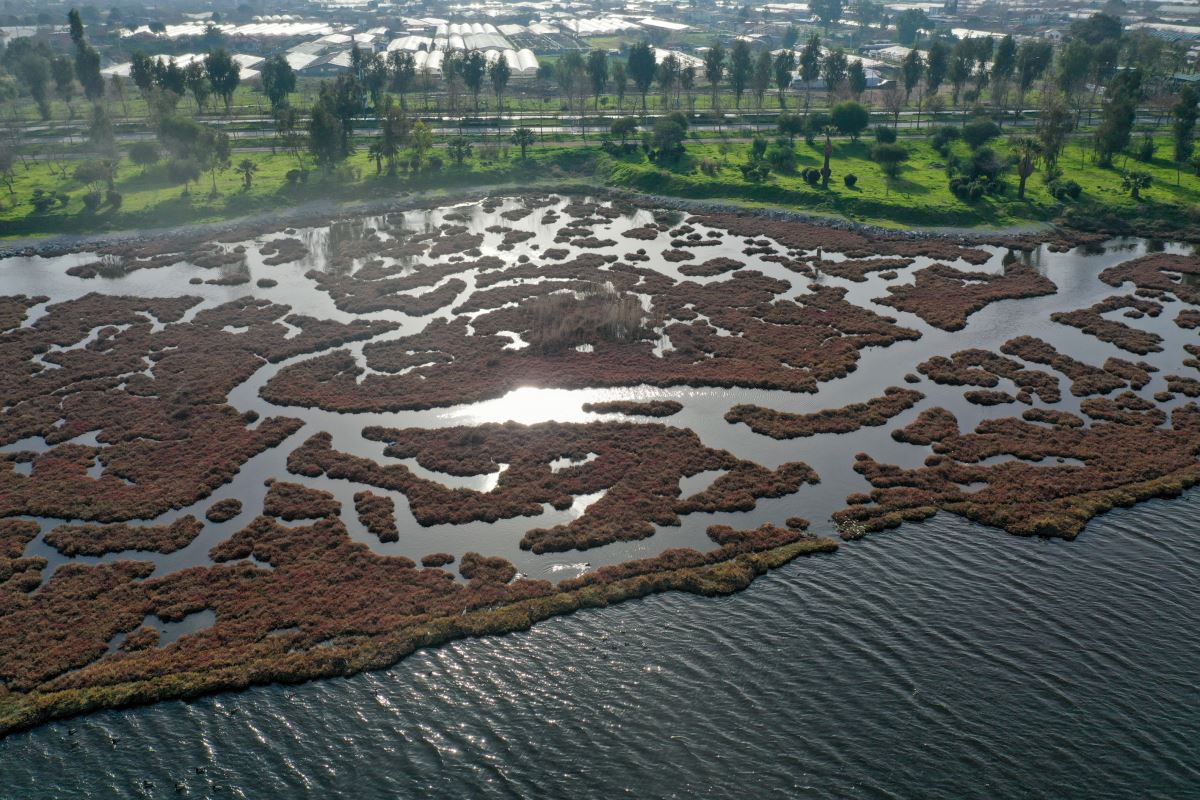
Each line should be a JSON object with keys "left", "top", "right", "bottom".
{"left": 204, "top": 49, "right": 240, "bottom": 114}
{"left": 235, "top": 158, "right": 257, "bottom": 189}
{"left": 0, "top": 145, "right": 14, "bottom": 194}
{"left": 730, "top": 40, "right": 752, "bottom": 109}
{"left": 1071, "top": 12, "right": 1122, "bottom": 45}
{"left": 1121, "top": 170, "right": 1151, "bottom": 200}
{"left": 895, "top": 9, "right": 929, "bottom": 46}
{"left": 799, "top": 34, "right": 821, "bottom": 116}
{"left": 612, "top": 62, "right": 628, "bottom": 111}
{"left": 857, "top": 0, "right": 884, "bottom": 29}
{"left": 812, "top": 0, "right": 844, "bottom": 32}
{"left": 751, "top": 51, "right": 773, "bottom": 110}
{"left": 447, "top": 137, "right": 472, "bottom": 165}
{"left": 926, "top": 41, "right": 949, "bottom": 98}
{"left": 901, "top": 49, "right": 924, "bottom": 126}
{"left": 128, "top": 141, "right": 161, "bottom": 172}
{"left": 75, "top": 44, "right": 103, "bottom": 103}
{"left": 681, "top": 66, "right": 696, "bottom": 113}
{"left": 511, "top": 126, "right": 535, "bottom": 159}
{"left": 651, "top": 112, "right": 688, "bottom": 160}
{"left": 872, "top": 142, "right": 908, "bottom": 192}
{"left": 15, "top": 50, "right": 53, "bottom": 120}
{"left": 129, "top": 51, "right": 155, "bottom": 94}
{"left": 1036, "top": 93, "right": 1073, "bottom": 170}
{"left": 88, "top": 104, "right": 115, "bottom": 155}
{"left": 1173, "top": 86, "right": 1198, "bottom": 183}
{"left": 823, "top": 49, "right": 849, "bottom": 97}
{"left": 1010, "top": 137, "right": 1041, "bottom": 199}
{"left": 556, "top": 51, "right": 586, "bottom": 120}
{"left": 1015, "top": 39, "right": 1053, "bottom": 116}
{"left": 489, "top": 56, "right": 511, "bottom": 126}
{"left": 166, "top": 157, "right": 200, "bottom": 192}
{"left": 1056, "top": 39, "right": 1092, "bottom": 123}
{"left": 627, "top": 42, "right": 657, "bottom": 114}
{"left": 51, "top": 56, "right": 76, "bottom": 113}
{"left": 831, "top": 100, "right": 869, "bottom": 140}
{"left": 66, "top": 10, "right": 103, "bottom": 102}
{"left": 782, "top": 24, "right": 800, "bottom": 49}
{"left": 274, "top": 105, "right": 304, "bottom": 163}
{"left": 948, "top": 40, "right": 973, "bottom": 108}
{"left": 778, "top": 112, "right": 804, "bottom": 143}
{"left": 364, "top": 54, "right": 389, "bottom": 111}
{"left": 586, "top": 49, "right": 608, "bottom": 111}
{"left": 847, "top": 60, "right": 867, "bottom": 101}
{"left": 389, "top": 50, "right": 416, "bottom": 110}
{"left": 410, "top": 119, "right": 433, "bottom": 166}
{"left": 991, "top": 34, "right": 1017, "bottom": 120}
{"left": 704, "top": 41, "right": 725, "bottom": 116}
{"left": 774, "top": 50, "right": 796, "bottom": 109}
{"left": 378, "top": 103, "right": 411, "bottom": 174}
{"left": 197, "top": 128, "right": 230, "bottom": 194}
{"left": 307, "top": 102, "right": 345, "bottom": 169}
{"left": 658, "top": 53, "right": 681, "bottom": 109}
{"left": 462, "top": 50, "right": 487, "bottom": 113}
{"left": 611, "top": 116, "right": 638, "bottom": 146}
{"left": 260, "top": 55, "right": 295, "bottom": 111}
{"left": 882, "top": 83, "right": 905, "bottom": 128}
{"left": 1095, "top": 69, "right": 1140, "bottom": 167}
{"left": 183, "top": 62, "right": 210, "bottom": 113}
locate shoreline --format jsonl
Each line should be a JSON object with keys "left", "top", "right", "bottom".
{"left": 0, "top": 536, "right": 837, "bottom": 738}
{"left": 0, "top": 181, "right": 1091, "bottom": 259}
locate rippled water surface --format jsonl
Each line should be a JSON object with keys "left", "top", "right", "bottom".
{"left": 2, "top": 197, "right": 1199, "bottom": 798}
{"left": 3, "top": 498, "right": 1198, "bottom": 799}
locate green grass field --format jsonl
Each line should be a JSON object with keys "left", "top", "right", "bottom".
{"left": 3, "top": 129, "right": 1198, "bottom": 239}
{"left": 603, "top": 134, "right": 1200, "bottom": 229}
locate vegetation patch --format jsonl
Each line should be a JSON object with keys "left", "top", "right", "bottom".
{"left": 725, "top": 387, "right": 923, "bottom": 439}
{"left": 43, "top": 516, "right": 203, "bottom": 557}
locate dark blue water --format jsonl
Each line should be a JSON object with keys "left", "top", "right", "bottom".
{"left": 3, "top": 494, "right": 1198, "bottom": 799}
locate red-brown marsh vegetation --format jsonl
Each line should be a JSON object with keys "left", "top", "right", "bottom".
{"left": 286, "top": 423, "right": 817, "bottom": 554}
{"left": 725, "top": 387, "right": 923, "bottom": 439}
{"left": 1050, "top": 295, "right": 1164, "bottom": 355}
{"left": 43, "top": 516, "right": 203, "bottom": 556}
{"left": 876, "top": 263, "right": 1057, "bottom": 331}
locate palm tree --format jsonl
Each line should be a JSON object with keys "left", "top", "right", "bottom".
{"left": 1121, "top": 170, "right": 1152, "bottom": 201}
{"left": 235, "top": 158, "right": 257, "bottom": 189}
{"left": 1011, "top": 137, "right": 1041, "bottom": 199}
{"left": 367, "top": 142, "right": 384, "bottom": 175}
{"left": 511, "top": 127, "right": 535, "bottom": 160}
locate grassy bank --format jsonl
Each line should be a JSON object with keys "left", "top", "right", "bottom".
{"left": 4, "top": 134, "right": 1200, "bottom": 240}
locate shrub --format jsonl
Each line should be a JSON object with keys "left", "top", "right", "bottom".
{"left": 739, "top": 162, "right": 770, "bottom": 182}
{"left": 766, "top": 140, "right": 798, "bottom": 173}
{"left": 82, "top": 191, "right": 103, "bottom": 212}
{"left": 751, "top": 136, "right": 768, "bottom": 160}
{"left": 962, "top": 118, "right": 1001, "bottom": 149}
{"left": 427, "top": 155, "right": 443, "bottom": 170}
{"left": 801, "top": 167, "right": 821, "bottom": 185}
{"left": 871, "top": 143, "right": 909, "bottom": 178}
{"left": 874, "top": 125, "right": 897, "bottom": 144}
{"left": 30, "top": 188, "right": 66, "bottom": 213}
{"left": 698, "top": 157, "right": 720, "bottom": 176}
{"left": 106, "top": 190, "right": 122, "bottom": 210}
{"left": 1135, "top": 135, "right": 1155, "bottom": 163}
{"left": 843, "top": 173, "right": 858, "bottom": 187}
{"left": 1047, "top": 178, "right": 1082, "bottom": 201}
{"left": 929, "top": 125, "right": 960, "bottom": 155}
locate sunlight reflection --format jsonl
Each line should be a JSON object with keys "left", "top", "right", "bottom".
{"left": 444, "top": 386, "right": 660, "bottom": 425}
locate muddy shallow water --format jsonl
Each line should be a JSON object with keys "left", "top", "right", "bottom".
{"left": 1, "top": 196, "right": 1198, "bottom": 794}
